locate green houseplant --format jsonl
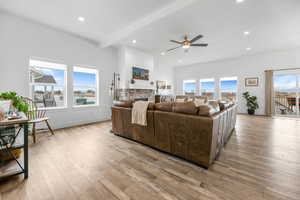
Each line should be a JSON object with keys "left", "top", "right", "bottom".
{"left": 0, "top": 92, "right": 29, "bottom": 161}
{"left": 0, "top": 92, "right": 29, "bottom": 113}
{"left": 242, "top": 92, "right": 259, "bottom": 115}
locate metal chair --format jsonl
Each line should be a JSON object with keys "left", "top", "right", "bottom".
{"left": 24, "top": 98, "right": 54, "bottom": 143}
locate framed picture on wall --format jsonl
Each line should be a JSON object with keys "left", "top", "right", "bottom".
{"left": 245, "top": 77, "right": 259, "bottom": 87}
{"left": 157, "top": 80, "right": 167, "bottom": 89}
{"left": 132, "top": 66, "right": 149, "bottom": 80}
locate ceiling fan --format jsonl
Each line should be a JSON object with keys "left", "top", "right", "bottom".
{"left": 167, "top": 34, "right": 208, "bottom": 52}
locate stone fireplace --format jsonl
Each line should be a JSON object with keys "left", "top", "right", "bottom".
{"left": 117, "top": 89, "right": 155, "bottom": 102}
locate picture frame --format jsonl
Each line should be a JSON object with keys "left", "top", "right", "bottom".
{"left": 156, "top": 80, "right": 167, "bottom": 89}
{"left": 132, "top": 66, "right": 149, "bottom": 81}
{"left": 245, "top": 77, "right": 259, "bottom": 87}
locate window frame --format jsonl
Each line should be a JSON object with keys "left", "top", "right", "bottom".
{"left": 219, "top": 76, "right": 238, "bottom": 102}
{"left": 72, "top": 66, "right": 99, "bottom": 108}
{"left": 183, "top": 80, "right": 196, "bottom": 95}
{"left": 29, "top": 59, "right": 68, "bottom": 110}
{"left": 199, "top": 78, "right": 216, "bottom": 100}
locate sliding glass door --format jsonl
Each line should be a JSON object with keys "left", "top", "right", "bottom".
{"left": 274, "top": 71, "right": 300, "bottom": 117}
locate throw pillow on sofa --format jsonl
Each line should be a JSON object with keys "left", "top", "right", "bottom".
{"left": 208, "top": 100, "right": 220, "bottom": 112}
{"left": 194, "top": 98, "right": 206, "bottom": 107}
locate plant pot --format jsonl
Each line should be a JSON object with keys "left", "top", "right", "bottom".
{"left": 247, "top": 109, "right": 255, "bottom": 115}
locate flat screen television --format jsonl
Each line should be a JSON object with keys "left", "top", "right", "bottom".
{"left": 132, "top": 67, "right": 149, "bottom": 81}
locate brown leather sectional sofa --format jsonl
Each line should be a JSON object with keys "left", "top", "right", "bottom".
{"left": 111, "top": 101, "right": 237, "bottom": 168}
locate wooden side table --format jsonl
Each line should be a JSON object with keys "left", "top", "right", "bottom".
{"left": 0, "top": 112, "right": 29, "bottom": 180}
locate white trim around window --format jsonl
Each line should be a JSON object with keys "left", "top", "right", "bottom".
{"left": 72, "top": 66, "right": 99, "bottom": 107}
{"left": 29, "top": 59, "right": 68, "bottom": 110}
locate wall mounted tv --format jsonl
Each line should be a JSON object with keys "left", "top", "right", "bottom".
{"left": 132, "top": 67, "right": 149, "bottom": 81}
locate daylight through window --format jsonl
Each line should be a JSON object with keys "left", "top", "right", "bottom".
{"left": 73, "top": 66, "right": 99, "bottom": 106}
{"left": 199, "top": 78, "right": 215, "bottom": 100}
{"left": 183, "top": 80, "right": 196, "bottom": 95}
{"left": 29, "top": 59, "right": 67, "bottom": 108}
{"left": 220, "top": 77, "right": 238, "bottom": 102}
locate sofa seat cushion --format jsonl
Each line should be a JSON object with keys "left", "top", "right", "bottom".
{"left": 173, "top": 102, "right": 198, "bottom": 115}
{"left": 113, "top": 100, "right": 133, "bottom": 108}
{"left": 155, "top": 102, "right": 174, "bottom": 112}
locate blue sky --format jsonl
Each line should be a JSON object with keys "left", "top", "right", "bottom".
{"left": 73, "top": 72, "right": 96, "bottom": 87}
{"left": 220, "top": 80, "right": 238, "bottom": 92}
{"left": 184, "top": 82, "right": 196, "bottom": 92}
{"left": 184, "top": 80, "right": 237, "bottom": 93}
{"left": 274, "top": 74, "right": 300, "bottom": 92}
{"left": 35, "top": 67, "right": 96, "bottom": 87}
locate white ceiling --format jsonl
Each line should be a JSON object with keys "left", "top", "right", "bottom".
{"left": 1, "top": 0, "right": 300, "bottom": 67}
{"left": 0, "top": 0, "right": 173, "bottom": 42}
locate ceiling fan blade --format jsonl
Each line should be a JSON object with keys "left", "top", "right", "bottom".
{"left": 170, "top": 40, "right": 182, "bottom": 44}
{"left": 190, "top": 35, "right": 203, "bottom": 43}
{"left": 191, "top": 43, "right": 208, "bottom": 47}
{"left": 167, "top": 46, "right": 182, "bottom": 52}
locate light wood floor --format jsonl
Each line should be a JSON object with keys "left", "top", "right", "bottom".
{"left": 1, "top": 115, "right": 300, "bottom": 200}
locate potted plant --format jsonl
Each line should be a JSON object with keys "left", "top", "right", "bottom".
{"left": 0, "top": 92, "right": 29, "bottom": 113}
{"left": 0, "top": 92, "right": 29, "bottom": 161}
{"left": 242, "top": 92, "right": 259, "bottom": 115}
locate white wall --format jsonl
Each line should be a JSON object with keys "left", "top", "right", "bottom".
{"left": 0, "top": 12, "right": 118, "bottom": 129}
{"left": 154, "top": 58, "right": 174, "bottom": 95}
{"left": 118, "top": 46, "right": 154, "bottom": 89}
{"left": 174, "top": 48, "right": 300, "bottom": 115}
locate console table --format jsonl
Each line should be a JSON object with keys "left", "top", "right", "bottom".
{"left": 0, "top": 112, "right": 29, "bottom": 180}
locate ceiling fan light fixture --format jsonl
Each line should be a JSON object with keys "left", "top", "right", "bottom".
{"left": 182, "top": 41, "right": 191, "bottom": 49}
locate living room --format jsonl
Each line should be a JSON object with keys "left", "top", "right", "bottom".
{"left": 1, "top": 0, "right": 300, "bottom": 199}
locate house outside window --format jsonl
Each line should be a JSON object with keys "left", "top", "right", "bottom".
{"left": 29, "top": 59, "right": 67, "bottom": 109}
{"left": 73, "top": 66, "right": 99, "bottom": 106}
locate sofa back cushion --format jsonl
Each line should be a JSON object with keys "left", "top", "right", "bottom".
{"left": 194, "top": 98, "right": 206, "bottom": 107}
{"left": 175, "top": 95, "right": 187, "bottom": 102}
{"left": 155, "top": 102, "right": 174, "bottom": 112}
{"left": 113, "top": 100, "right": 133, "bottom": 108}
{"left": 173, "top": 102, "right": 198, "bottom": 115}
{"left": 198, "top": 104, "right": 219, "bottom": 116}
{"left": 148, "top": 102, "right": 155, "bottom": 110}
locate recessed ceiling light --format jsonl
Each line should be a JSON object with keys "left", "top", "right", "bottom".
{"left": 178, "top": 59, "right": 183, "bottom": 63}
{"left": 161, "top": 52, "right": 165, "bottom": 56}
{"left": 246, "top": 47, "right": 252, "bottom": 51}
{"left": 244, "top": 31, "right": 250, "bottom": 36}
{"left": 236, "top": 0, "right": 245, "bottom": 3}
{"left": 77, "top": 16, "right": 85, "bottom": 22}
{"left": 132, "top": 40, "right": 137, "bottom": 44}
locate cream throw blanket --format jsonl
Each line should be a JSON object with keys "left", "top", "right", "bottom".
{"left": 132, "top": 101, "right": 149, "bottom": 126}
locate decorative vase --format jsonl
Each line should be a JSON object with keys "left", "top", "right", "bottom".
{"left": 247, "top": 109, "right": 255, "bottom": 115}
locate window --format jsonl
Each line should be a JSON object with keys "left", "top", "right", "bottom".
{"left": 183, "top": 80, "right": 196, "bottom": 95}
{"left": 29, "top": 59, "right": 67, "bottom": 108}
{"left": 199, "top": 78, "right": 215, "bottom": 100}
{"left": 220, "top": 77, "right": 238, "bottom": 102}
{"left": 73, "top": 66, "right": 98, "bottom": 106}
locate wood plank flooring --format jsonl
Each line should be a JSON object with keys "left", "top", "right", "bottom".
{"left": 1, "top": 115, "right": 300, "bottom": 200}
